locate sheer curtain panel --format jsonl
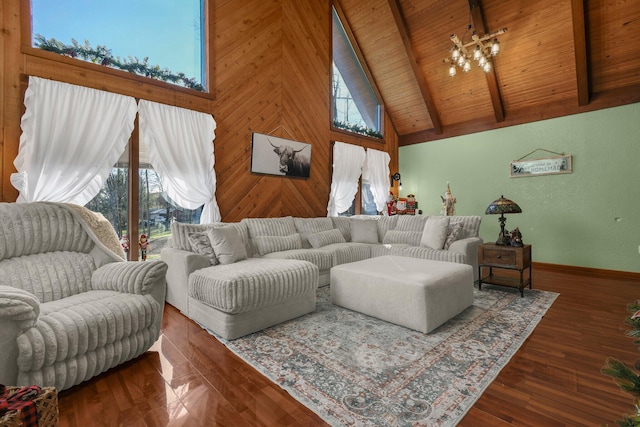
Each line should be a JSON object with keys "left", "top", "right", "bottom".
{"left": 11, "top": 77, "right": 137, "bottom": 204}
{"left": 327, "top": 141, "right": 366, "bottom": 216}
{"left": 138, "top": 100, "right": 220, "bottom": 223}
{"left": 365, "top": 148, "right": 391, "bottom": 214}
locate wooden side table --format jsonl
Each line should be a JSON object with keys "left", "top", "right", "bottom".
{"left": 478, "top": 243, "right": 532, "bottom": 297}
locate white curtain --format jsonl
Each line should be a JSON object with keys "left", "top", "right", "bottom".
{"left": 138, "top": 100, "right": 220, "bottom": 223}
{"left": 327, "top": 141, "right": 366, "bottom": 216}
{"left": 364, "top": 148, "right": 391, "bottom": 214}
{"left": 11, "top": 76, "right": 137, "bottom": 204}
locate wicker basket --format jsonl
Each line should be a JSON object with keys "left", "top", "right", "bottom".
{"left": 0, "top": 386, "right": 58, "bottom": 427}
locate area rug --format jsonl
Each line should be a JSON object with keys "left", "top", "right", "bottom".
{"left": 210, "top": 285, "right": 558, "bottom": 426}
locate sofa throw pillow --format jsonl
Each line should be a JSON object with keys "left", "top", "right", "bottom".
{"left": 443, "top": 221, "right": 464, "bottom": 250}
{"left": 307, "top": 228, "right": 346, "bottom": 248}
{"left": 350, "top": 219, "right": 379, "bottom": 244}
{"left": 207, "top": 227, "right": 248, "bottom": 264}
{"left": 294, "top": 217, "right": 334, "bottom": 248}
{"left": 420, "top": 216, "right": 451, "bottom": 250}
{"left": 187, "top": 232, "right": 219, "bottom": 266}
{"left": 253, "top": 234, "right": 303, "bottom": 256}
{"left": 383, "top": 230, "right": 422, "bottom": 246}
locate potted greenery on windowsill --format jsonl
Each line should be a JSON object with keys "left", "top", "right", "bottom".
{"left": 602, "top": 301, "right": 640, "bottom": 426}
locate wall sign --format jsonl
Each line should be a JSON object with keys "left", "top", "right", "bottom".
{"left": 510, "top": 155, "right": 572, "bottom": 177}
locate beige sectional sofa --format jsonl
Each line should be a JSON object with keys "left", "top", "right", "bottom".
{"left": 161, "top": 214, "right": 482, "bottom": 339}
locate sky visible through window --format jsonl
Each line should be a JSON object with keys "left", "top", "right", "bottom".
{"left": 31, "top": 0, "right": 203, "bottom": 85}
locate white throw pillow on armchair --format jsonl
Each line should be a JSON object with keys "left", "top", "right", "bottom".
{"left": 420, "top": 216, "right": 451, "bottom": 249}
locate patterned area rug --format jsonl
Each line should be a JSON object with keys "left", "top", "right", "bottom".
{"left": 210, "top": 285, "right": 558, "bottom": 426}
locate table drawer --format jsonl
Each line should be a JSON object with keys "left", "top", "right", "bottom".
{"left": 483, "top": 248, "right": 516, "bottom": 266}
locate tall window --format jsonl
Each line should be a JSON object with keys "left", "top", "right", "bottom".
{"left": 86, "top": 142, "right": 203, "bottom": 261}
{"left": 332, "top": 6, "right": 382, "bottom": 138}
{"left": 30, "top": 0, "right": 206, "bottom": 91}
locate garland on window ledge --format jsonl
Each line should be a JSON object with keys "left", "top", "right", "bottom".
{"left": 602, "top": 301, "right": 640, "bottom": 426}
{"left": 333, "top": 120, "right": 383, "bottom": 139}
{"left": 33, "top": 35, "right": 205, "bottom": 92}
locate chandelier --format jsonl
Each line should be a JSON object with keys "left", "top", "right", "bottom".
{"left": 446, "top": 25, "right": 507, "bottom": 77}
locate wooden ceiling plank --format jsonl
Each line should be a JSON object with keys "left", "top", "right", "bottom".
{"left": 387, "top": 0, "right": 443, "bottom": 134}
{"left": 468, "top": 0, "right": 505, "bottom": 122}
{"left": 571, "top": 0, "right": 590, "bottom": 106}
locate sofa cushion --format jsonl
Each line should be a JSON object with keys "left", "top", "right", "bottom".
{"left": 376, "top": 215, "right": 398, "bottom": 242}
{"left": 294, "top": 217, "right": 335, "bottom": 248}
{"left": 382, "top": 215, "right": 426, "bottom": 246}
{"left": 330, "top": 216, "right": 351, "bottom": 242}
{"left": 263, "top": 248, "right": 333, "bottom": 271}
{"left": 319, "top": 242, "right": 371, "bottom": 266}
{"left": 0, "top": 252, "right": 96, "bottom": 303}
{"left": 244, "top": 217, "right": 297, "bottom": 237}
{"left": 307, "top": 229, "right": 346, "bottom": 248}
{"left": 253, "top": 234, "right": 303, "bottom": 256}
{"left": 452, "top": 216, "right": 482, "bottom": 239}
{"left": 420, "top": 216, "right": 450, "bottom": 249}
{"left": 17, "top": 290, "right": 161, "bottom": 389}
{"left": 443, "top": 221, "right": 464, "bottom": 250}
{"left": 350, "top": 219, "right": 379, "bottom": 244}
{"left": 0, "top": 202, "right": 95, "bottom": 259}
{"left": 207, "top": 227, "right": 248, "bottom": 265}
{"left": 188, "top": 232, "right": 219, "bottom": 266}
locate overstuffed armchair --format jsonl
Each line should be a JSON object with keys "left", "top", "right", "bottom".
{"left": 0, "top": 202, "right": 167, "bottom": 391}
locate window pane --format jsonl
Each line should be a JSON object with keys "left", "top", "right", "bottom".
{"left": 332, "top": 7, "right": 381, "bottom": 137}
{"left": 85, "top": 165, "right": 130, "bottom": 251}
{"left": 138, "top": 167, "right": 202, "bottom": 261}
{"left": 361, "top": 181, "right": 378, "bottom": 215}
{"left": 31, "top": 0, "right": 205, "bottom": 91}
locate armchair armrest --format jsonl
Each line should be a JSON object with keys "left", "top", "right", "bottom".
{"left": 0, "top": 285, "right": 40, "bottom": 330}
{"left": 91, "top": 260, "right": 168, "bottom": 295}
{"left": 0, "top": 286, "right": 40, "bottom": 386}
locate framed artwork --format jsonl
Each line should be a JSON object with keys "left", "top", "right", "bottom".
{"left": 251, "top": 132, "right": 312, "bottom": 178}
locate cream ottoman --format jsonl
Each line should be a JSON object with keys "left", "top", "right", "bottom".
{"left": 330, "top": 255, "right": 474, "bottom": 333}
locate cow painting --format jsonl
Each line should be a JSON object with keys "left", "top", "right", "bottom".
{"left": 267, "top": 137, "right": 311, "bottom": 178}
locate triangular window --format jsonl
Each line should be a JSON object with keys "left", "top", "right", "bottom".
{"left": 332, "top": 5, "right": 383, "bottom": 139}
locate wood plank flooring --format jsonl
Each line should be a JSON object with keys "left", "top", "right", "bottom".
{"left": 56, "top": 265, "right": 639, "bottom": 426}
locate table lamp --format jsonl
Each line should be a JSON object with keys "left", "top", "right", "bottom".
{"left": 485, "top": 195, "right": 522, "bottom": 245}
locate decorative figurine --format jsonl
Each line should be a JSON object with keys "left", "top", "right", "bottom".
{"left": 440, "top": 182, "right": 457, "bottom": 216}
{"left": 139, "top": 233, "right": 150, "bottom": 261}
{"left": 120, "top": 233, "right": 130, "bottom": 255}
{"left": 510, "top": 227, "right": 524, "bottom": 247}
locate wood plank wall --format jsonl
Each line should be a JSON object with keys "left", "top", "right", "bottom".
{"left": 0, "top": 0, "right": 398, "bottom": 220}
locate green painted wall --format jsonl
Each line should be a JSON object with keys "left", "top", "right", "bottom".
{"left": 399, "top": 103, "right": 640, "bottom": 273}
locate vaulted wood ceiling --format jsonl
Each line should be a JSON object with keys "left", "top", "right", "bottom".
{"left": 337, "top": 0, "right": 640, "bottom": 145}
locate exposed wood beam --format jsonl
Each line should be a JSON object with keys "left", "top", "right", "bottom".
{"left": 468, "top": 0, "right": 505, "bottom": 122}
{"left": 571, "top": 0, "right": 590, "bottom": 106}
{"left": 387, "top": 0, "right": 443, "bottom": 134}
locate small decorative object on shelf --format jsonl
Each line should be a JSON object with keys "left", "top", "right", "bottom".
{"left": 139, "top": 234, "right": 150, "bottom": 261}
{"left": 510, "top": 227, "right": 523, "bottom": 246}
{"left": 485, "top": 195, "right": 522, "bottom": 245}
{"left": 440, "top": 182, "right": 457, "bottom": 216}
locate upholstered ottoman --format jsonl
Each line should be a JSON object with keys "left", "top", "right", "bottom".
{"left": 188, "top": 258, "right": 318, "bottom": 339}
{"left": 330, "top": 255, "right": 473, "bottom": 333}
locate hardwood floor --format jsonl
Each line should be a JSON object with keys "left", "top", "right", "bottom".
{"left": 56, "top": 265, "right": 639, "bottom": 426}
